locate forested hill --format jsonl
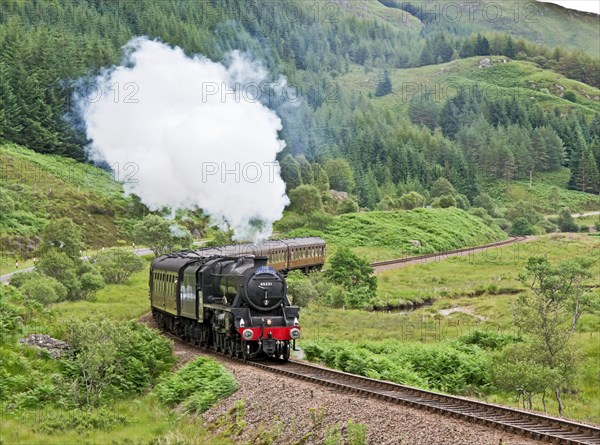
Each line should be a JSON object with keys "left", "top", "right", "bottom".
{"left": 1, "top": 0, "right": 599, "bottom": 209}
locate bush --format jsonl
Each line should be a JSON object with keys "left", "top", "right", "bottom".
{"left": 34, "top": 407, "right": 127, "bottom": 434}
{"left": 63, "top": 317, "right": 174, "bottom": 405}
{"left": 469, "top": 207, "right": 494, "bottom": 226}
{"left": 306, "top": 210, "right": 335, "bottom": 230}
{"left": 303, "top": 339, "right": 491, "bottom": 394}
{"left": 557, "top": 207, "right": 579, "bottom": 233}
{"left": 563, "top": 90, "right": 577, "bottom": 103}
{"left": 494, "top": 218, "right": 511, "bottom": 231}
{"left": 539, "top": 219, "right": 558, "bottom": 234}
{"left": 288, "top": 185, "right": 322, "bottom": 215}
{"left": 337, "top": 197, "right": 359, "bottom": 214}
{"left": 326, "top": 246, "right": 377, "bottom": 294}
{"left": 431, "top": 194, "right": 457, "bottom": 208}
{"left": 399, "top": 191, "right": 426, "bottom": 210}
{"left": 20, "top": 276, "right": 67, "bottom": 305}
{"left": 457, "top": 330, "right": 522, "bottom": 350}
{"left": 0, "top": 285, "right": 25, "bottom": 341}
{"left": 506, "top": 201, "right": 542, "bottom": 225}
{"left": 510, "top": 217, "right": 535, "bottom": 236}
{"left": 273, "top": 213, "right": 306, "bottom": 232}
{"left": 133, "top": 214, "right": 193, "bottom": 256}
{"left": 0, "top": 188, "right": 15, "bottom": 216}
{"left": 155, "top": 357, "right": 237, "bottom": 413}
{"left": 36, "top": 251, "right": 105, "bottom": 300}
{"left": 92, "top": 247, "right": 144, "bottom": 284}
{"left": 286, "top": 271, "right": 318, "bottom": 307}
{"left": 473, "top": 193, "right": 496, "bottom": 217}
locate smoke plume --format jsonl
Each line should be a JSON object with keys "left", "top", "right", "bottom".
{"left": 79, "top": 37, "right": 289, "bottom": 241}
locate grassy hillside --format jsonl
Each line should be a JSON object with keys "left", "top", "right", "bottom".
{"left": 0, "top": 144, "right": 131, "bottom": 256}
{"left": 338, "top": 56, "right": 600, "bottom": 115}
{"left": 377, "top": 0, "right": 600, "bottom": 56}
{"left": 485, "top": 169, "right": 600, "bottom": 214}
{"left": 292, "top": 208, "right": 507, "bottom": 262}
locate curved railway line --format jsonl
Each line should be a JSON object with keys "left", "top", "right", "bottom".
{"left": 371, "top": 236, "right": 529, "bottom": 272}
{"left": 163, "top": 331, "right": 600, "bottom": 445}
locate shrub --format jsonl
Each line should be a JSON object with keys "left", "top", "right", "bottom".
{"left": 0, "top": 285, "right": 24, "bottom": 341}
{"left": 0, "top": 188, "right": 15, "bottom": 216}
{"left": 431, "top": 194, "right": 457, "bottom": 208}
{"left": 302, "top": 340, "right": 490, "bottom": 394}
{"left": 557, "top": 207, "right": 579, "bottom": 233}
{"left": 473, "top": 193, "right": 496, "bottom": 217}
{"left": 34, "top": 407, "right": 127, "bottom": 434}
{"left": 288, "top": 185, "right": 322, "bottom": 215}
{"left": 63, "top": 317, "right": 174, "bottom": 405}
{"left": 36, "top": 218, "right": 84, "bottom": 261}
{"left": 36, "top": 251, "right": 105, "bottom": 300}
{"left": 494, "top": 218, "right": 511, "bottom": 231}
{"left": 273, "top": 213, "right": 306, "bottom": 232}
{"left": 286, "top": 270, "right": 318, "bottom": 307}
{"left": 20, "top": 276, "right": 67, "bottom": 305}
{"left": 539, "top": 219, "right": 558, "bottom": 234}
{"left": 510, "top": 217, "right": 535, "bottom": 236}
{"left": 469, "top": 207, "right": 494, "bottom": 226}
{"left": 326, "top": 246, "right": 377, "bottom": 295}
{"left": 563, "top": 90, "right": 577, "bottom": 103}
{"left": 155, "top": 357, "right": 237, "bottom": 413}
{"left": 337, "top": 198, "right": 359, "bottom": 214}
{"left": 92, "top": 247, "right": 144, "bottom": 284}
{"left": 457, "top": 330, "right": 522, "bottom": 350}
{"left": 506, "top": 201, "right": 542, "bottom": 225}
{"left": 133, "top": 214, "right": 193, "bottom": 256}
{"left": 306, "top": 210, "right": 334, "bottom": 230}
{"left": 399, "top": 191, "right": 426, "bottom": 210}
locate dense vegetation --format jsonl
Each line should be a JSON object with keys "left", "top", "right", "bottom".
{"left": 300, "top": 236, "right": 600, "bottom": 420}
{"left": 1, "top": 0, "right": 598, "bottom": 211}
{"left": 155, "top": 357, "right": 238, "bottom": 413}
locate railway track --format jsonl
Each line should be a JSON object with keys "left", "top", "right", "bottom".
{"left": 163, "top": 331, "right": 600, "bottom": 445}
{"left": 370, "top": 236, "right": 529, "bottom": 270}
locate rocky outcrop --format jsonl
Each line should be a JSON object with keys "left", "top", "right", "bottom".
{"left": 19, "top": 334, "right": 71, "bottom": 358}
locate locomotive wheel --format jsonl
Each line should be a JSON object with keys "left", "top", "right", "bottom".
{"left": 282, "top": 342, "right": 291, "bottom": 362}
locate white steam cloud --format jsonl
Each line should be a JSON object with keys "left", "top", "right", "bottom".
{"left": 79, "top": 37, "right": 289, "bottom": 241}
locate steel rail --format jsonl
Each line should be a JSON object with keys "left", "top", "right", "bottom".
{"left": 162, "top": 331, "right": 600, "bottom": 445}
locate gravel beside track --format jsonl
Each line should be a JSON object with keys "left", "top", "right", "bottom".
{"left": 140, "top": 317, "right": 539, "bottom": 445}
{"left": 204, "top": 360, "right": 540, "bottom": 445}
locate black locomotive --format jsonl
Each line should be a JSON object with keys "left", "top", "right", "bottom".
{"left": 150, "top": 252, "right": 301, "bottom": 360}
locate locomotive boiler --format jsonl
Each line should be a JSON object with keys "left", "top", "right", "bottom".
{"left": 150, "top": 252, "right": 301, "bottom": 360}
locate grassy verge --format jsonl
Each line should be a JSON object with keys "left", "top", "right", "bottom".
{"left": 299, "top": 234, "right": 600, "bottom": 423}
{"left": 375, "top": 233, "right": 599, "bottom": 307}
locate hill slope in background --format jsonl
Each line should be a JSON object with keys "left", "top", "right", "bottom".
{"left": 0, "top": 0, "right": 598, "bottom": 254}
{"left": 289, "top": 208, "right": 507, "bottom": 262}
{"left": 339, "top": 56, "right": 600, "bottom": 114}
{"left": 377, "top": 0, "right": 599, "bottom": 55}
{"left": 0, "top": 144, "right": 133, "bottom": 255}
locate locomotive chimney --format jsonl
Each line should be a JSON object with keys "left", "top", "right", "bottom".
{"left": 254, "top": 256, "right": 268, "bottom": 267}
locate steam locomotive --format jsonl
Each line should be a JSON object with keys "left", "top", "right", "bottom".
{"left": 150, "top": 237, "right": 325, "bottom": 360}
